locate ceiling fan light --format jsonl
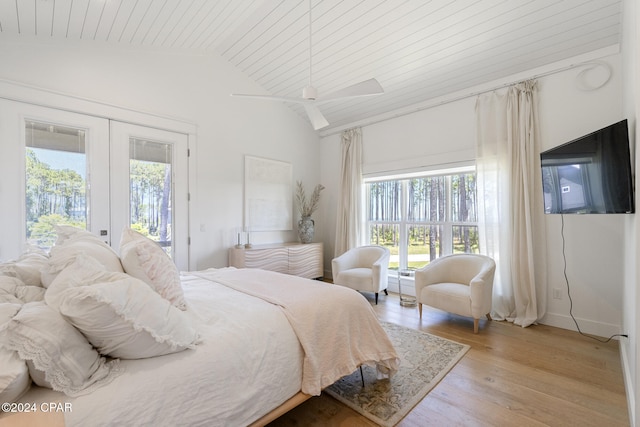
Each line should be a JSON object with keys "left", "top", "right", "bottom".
{"left": 302, "top": 85, "right": 317, "bottom": 100}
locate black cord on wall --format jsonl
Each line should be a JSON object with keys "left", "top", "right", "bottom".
{"left": 560, "top": 213, "right": 628, "bottom": 343}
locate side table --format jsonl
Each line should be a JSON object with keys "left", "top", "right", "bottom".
{"left": 397, "top": 269, "right": 417, "bottom": 307}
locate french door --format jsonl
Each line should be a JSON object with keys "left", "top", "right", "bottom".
{"left": 109, "top": 122, "right": 189, "bottom": 268}
{"left": 0, "top": 99, "right": 189, "bottom": 269}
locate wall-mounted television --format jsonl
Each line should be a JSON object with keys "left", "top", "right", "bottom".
{"left": 540, "top": 119, "right": 634, "bottom": 214}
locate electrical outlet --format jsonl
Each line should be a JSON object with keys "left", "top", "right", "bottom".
{"left": 552, "top": 288, "right": 563, "bottom": 300}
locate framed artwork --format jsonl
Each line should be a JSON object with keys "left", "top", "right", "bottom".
{"left": 244, "top": 155, "right": 292, "bottom": 231}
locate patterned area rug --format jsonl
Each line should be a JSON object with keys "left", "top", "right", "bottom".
{"left": 325, "top": 321, "right": 470, "bottom": 426}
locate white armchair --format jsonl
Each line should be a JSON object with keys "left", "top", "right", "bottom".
{"left": 415, "top": 254, "right": 496, "bottom": 333}
{"left": 331, "top": 245, "right": 390, "bottom": 304}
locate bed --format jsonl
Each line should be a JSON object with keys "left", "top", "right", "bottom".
{"left": 0, "top": 227, "right": 399, "bottom": 427}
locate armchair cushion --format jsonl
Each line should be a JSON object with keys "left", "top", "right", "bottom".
{"left": 420, "top": 283, "right": 471, "bottom": 315}
{"left": 331, "top": 246, "right": 390, "bottom": 299}
{"left": 335, "top": 268, "right": 377, "bottom": 290}
{"left": 415, "top": 254, "right": 496, "bottom": 333}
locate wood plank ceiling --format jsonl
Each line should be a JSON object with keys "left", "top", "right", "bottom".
{"left": 0, "top": 0, "right": 624, "bottom": 133}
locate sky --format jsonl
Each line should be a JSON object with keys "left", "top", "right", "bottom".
{"left": 31, "top": 147, "right": 86, "bottom": 178}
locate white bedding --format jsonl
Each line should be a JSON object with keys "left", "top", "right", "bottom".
{"left": 14, "top": 272, "right": 304, "bottom": 427}
{"left": 195, "top": 268, "right": 399, "bottom": 395}
{"left": 10, "top": 267, "right": 399, "bottom": 427}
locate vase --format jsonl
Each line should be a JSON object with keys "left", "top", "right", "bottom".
{"left": 298, "top": 216, "right": 314, "bottom": 243}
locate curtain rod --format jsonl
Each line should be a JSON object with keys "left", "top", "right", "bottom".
{"left": 318, "top": 45, "right": 619, "bottom": 138}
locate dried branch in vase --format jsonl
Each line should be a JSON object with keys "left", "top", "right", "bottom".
{"left": 295, "top": 181, "right": 325, "bottom": 218}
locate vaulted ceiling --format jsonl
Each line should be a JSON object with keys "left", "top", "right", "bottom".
{"left": 0, "top": 0, "right": 624, "bottom": 133}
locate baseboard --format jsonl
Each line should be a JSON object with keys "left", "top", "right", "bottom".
{"left": 539, "top": 312, "right": 623, "bottom": 339}
{"left": 619, "top": 339, "right": 635, "bottom": 427}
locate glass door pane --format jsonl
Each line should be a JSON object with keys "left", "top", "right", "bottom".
{"left": 129, "top": 139, "right": 173, "bottom": 256}
{"left": 25, "top": 121, "right": 88, "bottom": 249}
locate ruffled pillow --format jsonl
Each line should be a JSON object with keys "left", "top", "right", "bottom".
{"left": 0, "top": 248, "right": 48, "bottom": 287}
{"left": 14, "top": 285, "right": 45, "bottom": 303}
{"left": 41, "top": 227, "right": 123, "bottom": 288}
{"left": 0, "top": 277, "right": 24, "bottom": 305}
{"left": 0, "top": 303, "right": 30, "bottom": 403}
{"left": 45, "top": 254, "right": 125, "bottom": 311}
{"left": 53, "top": 224, "right": 101, "bottom": 245}
{"left": 119, "top": 227, "right": 186, "bottom": 310}
{"left": 58, "top": 276, "right": 199, "bottom": 359}
{"left": 0, "top": 302, "right": 121, "bottom": 397}
{"left": 0, "top": 277, "right": 44, "bottom": 304}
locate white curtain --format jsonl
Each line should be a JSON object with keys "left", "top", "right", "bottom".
{"left": 334, "top": 128, "right": 363, "bottom": 257}
{"left": 475, "top": 80, "right": 547, "bottom": 327}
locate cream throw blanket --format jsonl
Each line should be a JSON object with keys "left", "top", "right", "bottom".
{"left": 192, "top": 268, "right": 399, "bottom": 395}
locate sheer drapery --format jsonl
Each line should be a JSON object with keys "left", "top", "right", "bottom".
{"left": 334, "top": 128, "right": 363, "bottom": 257}
{"left": 475, "top": 80, "right": 547, "bottom": 327}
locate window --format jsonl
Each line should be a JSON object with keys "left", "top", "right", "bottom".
{"left": 366, "top": 168, "right": 478, "bottom": 272}
{"left": 25, "top": 121, "right": 88, "bottom": 249}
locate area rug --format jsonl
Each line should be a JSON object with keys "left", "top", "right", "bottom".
{"left": 324, "top": 321, "right": 470, "bottom": 426}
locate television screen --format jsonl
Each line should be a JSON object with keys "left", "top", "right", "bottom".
{"left": 540, "top": 119, "right": 634, "bottom": 214}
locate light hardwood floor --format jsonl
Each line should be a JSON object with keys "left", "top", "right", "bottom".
{"left": 269, "top": 292, "right": 629, "bottom": 427}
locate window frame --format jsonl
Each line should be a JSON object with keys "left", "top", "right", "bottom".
{"left": 364, "top": 165, "right": 478, "bottom": 273}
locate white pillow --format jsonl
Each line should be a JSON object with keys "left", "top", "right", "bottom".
{"left": 0, "top": 302, "right": 121, "bottom": 397}
{"left": 0, "top": 249, "right": 48, "bottom": 287}
{"left": 45, "top": 254, "right": 126, "bottom": 311}
{"left": 13, "top": 252, "right": 49, "bottom": 286}
{"left": 0, "top": 303, "right": 30, "bottom": 403}
{"left": 0, "top": 277, "right": 26, "bottom": 304}
{"left": 41, "top": 233, "right": 123, "bottom": 288}
{"left": 53, "top": 224, "right": 99, "bottom": 245}
{"left": 0, "top": 262, "right": 14, "bottom": 278}
{"left": 58, "top": 277, "right": 199, "bottom": 359}
{"left": 14, "top": 285, "right": 45, "bottom": 303}
{"left": 0, "top": 277, "right": 44, "bottom": 304}
{"left": 119, "top": 227, "right": 186, "bottom": 310}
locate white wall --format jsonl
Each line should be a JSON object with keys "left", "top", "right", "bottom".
{"left": 0, "top": 39, "right": 322, "bottom": 270}
{"left": 320, "top": 53, "right": 627, "bottom": 338}
{"left": 537, "top": 58, "right": 626, "bottom": 337}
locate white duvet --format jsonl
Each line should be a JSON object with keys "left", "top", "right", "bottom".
{"left": 195, "top": 268, "right": 399, "bottom": 395}
{"left": 16, "top": 272, "right": 304, "bottom": 427}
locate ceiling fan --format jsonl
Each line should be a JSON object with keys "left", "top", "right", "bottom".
{"left": 231, "top": 0, "right": 384, "bottom": 130}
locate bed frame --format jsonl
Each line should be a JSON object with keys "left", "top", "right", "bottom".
{"left": 0, "top": 392, "right": 311, "bottom": 427}
{"left": 248, "top": 392, "right": 312, "bottom": 426}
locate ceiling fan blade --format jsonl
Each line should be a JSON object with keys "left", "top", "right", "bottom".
{"left": 304, "top": 104, "right": 329, "bottom": 130}
{"left": 318, "top": 78, "right": 384, "bottom": 102}
{"left": 230, "top": 93, "right": 305, "bottom": 104}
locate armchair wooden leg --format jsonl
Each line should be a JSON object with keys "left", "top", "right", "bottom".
{"left": 383, "top": 289, "right": 388, "bottom": 295}
{"left": 375, "top": 293, "right": 378, "bottom": 305}
{"left": 486, "top": 313, "right": 492, "bottom": 321}
{"left": 418, "top": 303, "right": 422, "bottom": 319}
{"left": 474, "top": 318, "right": 479, "bottom": 334}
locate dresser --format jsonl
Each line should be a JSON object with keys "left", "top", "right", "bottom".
{"left": 228, "top": 242, "right": 323, "bottom": 279}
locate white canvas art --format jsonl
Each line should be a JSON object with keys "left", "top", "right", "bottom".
{"left": 244, "top": 156, "right": 292, "bottom": 231}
